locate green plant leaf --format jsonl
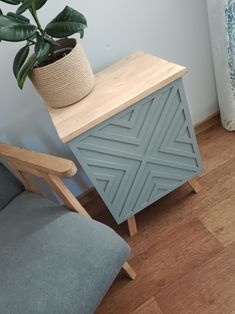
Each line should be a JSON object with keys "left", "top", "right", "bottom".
{"left": 45, "top": 6, "right": 87, "bottom": 38}
{"left": 7, "top": 12, "right": 30, "bottom": 23}
{"left": 13, "top": 44, "right": 29, "bottom": 78}
{"left": 0, "top": 10, "right": 2, "bottom": 42}
{"left": 44, "top": 33, "right": 59, "bottom": 47}
{"left": 16, "top": 0, "right": 47, "bottom": 14}
{"left": 0, "top": 15, "right": 37, "bottom": 41}
{"left": 16, "top": 0, "right": 34, "bottom": 14}
{"left": 17, "top": 33, "right": 51, "bottom": 89}
{"left": 33, "top": 0, "right": 47, "bottom": 10}
{"left": 0, "top": 0, "right": 21, "bottom": 4}
{"left": 35, "top": 33, "right": 51, "bottom": 63}
{"left": 17, "top": 55, "right": 37, "bottom": 89}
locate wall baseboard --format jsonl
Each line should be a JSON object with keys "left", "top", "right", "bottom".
{"left": 78, "top": 186, "right": 98, "bottom": 206}
{"left": 194, "top": 111, "right": 220, "bottom": 135}
{"left": 78, "top": 111, "right": 221, "bottom": 205}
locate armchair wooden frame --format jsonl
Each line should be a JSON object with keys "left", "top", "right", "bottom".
{"left": 0, "top": 142, "right": 136, "bottom": 280}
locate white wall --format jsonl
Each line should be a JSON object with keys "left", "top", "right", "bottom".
{"left": 0, "top": 0, "right": 218, "bottom": 196}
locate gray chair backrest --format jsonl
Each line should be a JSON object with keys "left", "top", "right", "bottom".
{"left": 0, "top": 162, "right": 24, "bottom": 211}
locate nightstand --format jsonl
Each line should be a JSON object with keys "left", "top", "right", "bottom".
{"left": 47, "top": 52, "right": 203, "bottom": 236}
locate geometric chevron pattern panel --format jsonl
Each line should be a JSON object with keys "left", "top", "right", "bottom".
{"left": 69, "top": 79, "right": 203, "bottom": 223}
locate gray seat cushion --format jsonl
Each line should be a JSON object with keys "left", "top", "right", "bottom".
{"left": 0, "top": 192, "right": 130, "bottom": 314}
{"left": 0, "top": 162, "right": 24, "bottom": 211}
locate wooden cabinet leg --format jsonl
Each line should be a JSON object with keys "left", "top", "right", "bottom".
{"left": 188, "top": 178, "right": 201, "bottom": 193}
{"left": 127, "top": 216, "right": 138, "bottom": 237}
{"left": 122, "top": 262, "right": 136, "bottom": 280}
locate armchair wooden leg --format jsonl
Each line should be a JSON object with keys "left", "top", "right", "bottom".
{"left": 122, "top": 262, "right": 136, "bottom": 280}
{"left": 127, "top": 215, "right": 138, "bottom": 237}
{"left": 188, "top": 178, "right": 201, "bottom": 193}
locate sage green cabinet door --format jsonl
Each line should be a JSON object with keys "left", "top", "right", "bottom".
{"left": 69, "top": 79, "right": 203, "bottom": 224}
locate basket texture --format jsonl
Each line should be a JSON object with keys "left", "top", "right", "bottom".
{"left": 29, "top": 38, "right": 95, "bottom": 108}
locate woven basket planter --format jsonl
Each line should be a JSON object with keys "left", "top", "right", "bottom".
{"left": 29, "top": 38, "right": 95, "bottom": 108}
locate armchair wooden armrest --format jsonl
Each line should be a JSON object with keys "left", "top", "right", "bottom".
{"left": 0, "top": 142, "right": 136, "bottom": 280}
{"left": 0, "top": 143, "right": 77, "bottom": 177}
{"left": 0, "top": 142, "right": 89, "bottom": 218}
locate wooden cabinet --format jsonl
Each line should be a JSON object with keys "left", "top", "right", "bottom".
{"left": 47, "top": 52, "right": 203, "bottom": 234}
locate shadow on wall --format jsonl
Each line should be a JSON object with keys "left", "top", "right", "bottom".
{"left": 0, "top": 98, "right": 92, "bottom": 201}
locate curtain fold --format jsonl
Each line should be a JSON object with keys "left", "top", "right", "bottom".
{"left": 207, "top": 0, "right": 235, "bottom": 130}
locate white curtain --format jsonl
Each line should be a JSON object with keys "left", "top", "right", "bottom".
{"left": 207, "top": 0, "right": 235, "bottom": 130}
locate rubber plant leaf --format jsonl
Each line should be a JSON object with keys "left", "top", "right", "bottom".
{"left": 17, "top": 55, "right": 37, "bottom": 89}
{"left": 35, "top": 33, "right": 51, "bottom": 63}
{"left": 16, "top": 0, "right": 34, "bottom": 14}
{"left": 45, "top": 6, "right": 87, "bottom": 38}
{"left": 7, "top": 12, "right": 30, "bottom": 23}
{"left": 17, "top": 0, "right": 47, "bottom": 14}
{"left": 0, "top": 9, "right": 2, "bottom": 42}
{"left": 44, "top": 33, "right": 59, "bottom": 47}
{"left": 33, "top": 0, "right": 47, "bottom": 10}
{"left": 13, "top": 44, "right": 29, "bottom": 78}
{"left": 0, "top": 15, "right": 37, "bottom": 41}
{"left": 17, "top": 34, "right": 51, "bottom": 88}
{"left": 0, "top": 0, "right": 21, "bottom": 4}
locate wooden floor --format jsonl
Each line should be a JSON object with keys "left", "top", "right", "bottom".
{"left": 85, "top": 123, "right": 235, "bottom": 314}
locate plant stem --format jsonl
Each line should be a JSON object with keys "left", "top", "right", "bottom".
{"left": 30, "top": 8, "right": 44, "bottom": 35}
{"left": 28, "top": 39, "right": 36, "bottom": 44}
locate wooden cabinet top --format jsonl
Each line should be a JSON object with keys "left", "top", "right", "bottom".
{"left": 47, "top": 51, "right": 187, "bottom": 143}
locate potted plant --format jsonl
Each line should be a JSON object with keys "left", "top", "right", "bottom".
{"left": 0, "top": 0, "right": 95, "bottom": 108}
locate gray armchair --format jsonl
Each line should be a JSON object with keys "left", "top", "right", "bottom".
{"left": 0, "top": 143, "right": 135, "bottom": 314}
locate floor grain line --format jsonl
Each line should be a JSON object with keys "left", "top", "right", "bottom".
{"left": 94, "top": 124, "right": 235, "bottom": 314}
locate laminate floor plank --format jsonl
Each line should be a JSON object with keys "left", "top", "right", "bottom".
{"left": 131, "top": 297, "right": 162, "bottom": 314}
{"left": 94, "top": 124, "right": 235, "bottom": 313}
{"left": 156, "top": 243, "right": 235, "bottom": 314}
{"left": 197, "top": 124, "right": 235, "bottom": 176}
{"left": 96, "top": 219, "right": 222, "bottom": 314}
{"left": 198, "top": 194, "right": 235, "bottom": 247}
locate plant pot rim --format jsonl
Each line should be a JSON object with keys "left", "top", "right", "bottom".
{"left": 31, "top": 38, "right": 78, "bottom": 73}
